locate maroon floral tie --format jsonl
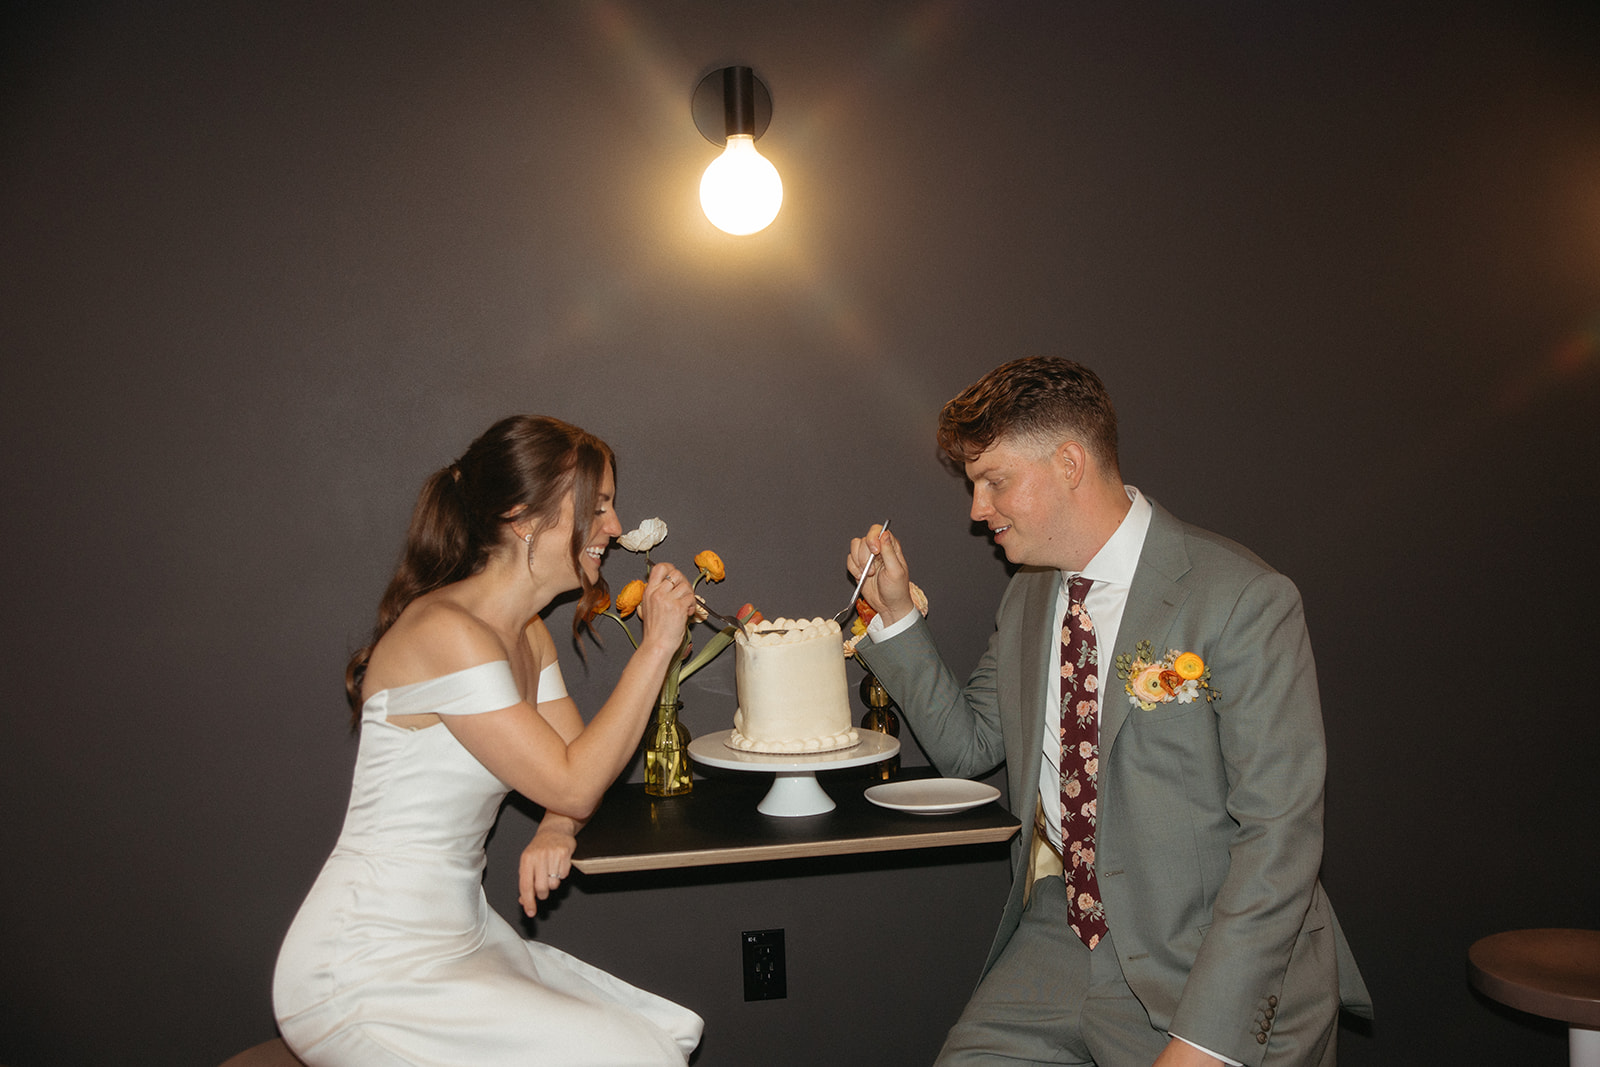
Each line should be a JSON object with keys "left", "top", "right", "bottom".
{"left": 1059, "top": 574, "right": 1108, "bottom": 949}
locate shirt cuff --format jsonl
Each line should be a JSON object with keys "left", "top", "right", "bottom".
{"left": 867, "top": 609, "right": 919, "bottom": 643}
{"left": 1170, "top": 1034, "right": 1243, "bottom": 1067}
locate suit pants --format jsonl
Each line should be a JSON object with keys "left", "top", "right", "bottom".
{"left": 934, "top": 875, "right": 1339, "bottom": 1067}
{"left": 935, "top": 873, "right": 1166, "bottom": 1067}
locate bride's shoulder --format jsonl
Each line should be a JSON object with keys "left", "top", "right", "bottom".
{"left": 374, "top": 598, "right": 506, "bottom": 681}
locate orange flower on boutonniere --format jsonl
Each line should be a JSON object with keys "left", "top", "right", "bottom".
{"left": 1114, "top": 641, "right": 1221, "bottom": 710}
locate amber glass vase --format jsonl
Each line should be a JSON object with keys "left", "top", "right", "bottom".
{"left": 858, "top": 673, "right": 901, "bottom": 781}
{"left": 644, "top": 698, "right": 693, "bottom": 796}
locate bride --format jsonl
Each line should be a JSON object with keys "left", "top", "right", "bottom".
{"left": 274, "top": 415, "right": 704, "bottom": 1065}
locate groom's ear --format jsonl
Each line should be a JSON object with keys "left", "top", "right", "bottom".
{"left": 1054, "top": 440, "right": 1087, "bottom": 488}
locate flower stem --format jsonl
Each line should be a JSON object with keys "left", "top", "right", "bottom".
{"left": 600, "top": 611, "right": 639, "bottom": 649}
{"left": 659, "top": 628, "right": 689, "bottom": 705}
{"left": 679, "top": 624, "right": 735, "bottom": 682}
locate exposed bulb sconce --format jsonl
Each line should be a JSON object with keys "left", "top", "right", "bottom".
{"left": 692, "top": 66, "right": 782, "bottom": 236}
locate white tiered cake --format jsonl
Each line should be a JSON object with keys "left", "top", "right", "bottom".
{"left": 728, "top": 617, "right": 859, "bottom": 754}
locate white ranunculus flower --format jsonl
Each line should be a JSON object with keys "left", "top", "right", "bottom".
{"left": 618, "top": 517, "right": 668, "bottom": 553}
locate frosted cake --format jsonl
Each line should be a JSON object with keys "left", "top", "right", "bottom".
{"left": 728, "top": 617, "right": 859, "bottom": 754}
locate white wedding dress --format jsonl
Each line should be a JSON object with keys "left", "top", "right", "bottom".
{"left": 274, "top": 662, "right": 702, "bottom": 1066}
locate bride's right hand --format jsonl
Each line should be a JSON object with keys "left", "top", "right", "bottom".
{"left": 635, "top": 562, "right": 696, "bottom": 655}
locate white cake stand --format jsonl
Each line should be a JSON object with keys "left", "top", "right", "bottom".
{"left": 687, "top": 729, "right": 901, "bottom": 817}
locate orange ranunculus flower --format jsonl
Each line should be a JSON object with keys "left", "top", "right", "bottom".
{"left": 694, "top": 550, "right": 725, "bottom": 582}
{"left": 615, "top": 579, "right": 647, "bottom": 618}
{"left": 1158, "top": 669, "right": 1183, "bottom": 696}
{"left": 855, "top": 598, "right": 877, "bottom": 627}
{"left": 1173, "top": 652, "right": 1205, "bottom": 680}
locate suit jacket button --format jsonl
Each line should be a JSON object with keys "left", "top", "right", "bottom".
{"left": 1268, "top": 995, "right": 1279, "bottom": 1007}
{"left": 1265, "top": 1007, "right": 1276, "bottom": 1020}
{"left": 1257, "top": 1033, "right": 1268, "bottom": 1044}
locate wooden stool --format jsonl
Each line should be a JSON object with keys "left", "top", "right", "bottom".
{"left": 218, "top": 1037, "right": 308, "bottom": 1067}
{"left": 1469, "top": 928, "right": 1600, "bottom": 1067}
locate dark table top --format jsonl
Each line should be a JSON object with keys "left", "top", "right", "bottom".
{"left": 1468, "top": 928, "right": 1600, "bottom": 1027}
{"left": 571, "top": 766, "right": 1020, "bottom": 874}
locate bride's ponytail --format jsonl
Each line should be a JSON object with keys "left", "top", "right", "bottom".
{"left": 344, "top": 416, "right": 614, "bottom": 725}
{"left": 344, "top": 465, "right": 475, "bottom": 714}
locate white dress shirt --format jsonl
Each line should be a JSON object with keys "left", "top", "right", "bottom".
{"left": 1037, "top": 486, "right": 1151, "bottom": 855}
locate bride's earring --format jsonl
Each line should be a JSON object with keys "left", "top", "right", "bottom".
{"left": 524, "top": 532, "right": 535, "bottom": 574}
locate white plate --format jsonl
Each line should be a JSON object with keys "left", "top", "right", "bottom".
{"left": 864, "top": 778, "right": 1001, "bottom": 815}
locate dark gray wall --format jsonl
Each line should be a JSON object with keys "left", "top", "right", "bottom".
{"left": 3, "top": 2, "right": 1597, "bottom": 1065}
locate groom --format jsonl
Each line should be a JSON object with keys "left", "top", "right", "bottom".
{"left": 850, "top": 357, "right": 1371, "bottom": 1067}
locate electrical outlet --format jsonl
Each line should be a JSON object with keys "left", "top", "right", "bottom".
{"left": 742, "top": 928, "right": 786, "bottom": 1001}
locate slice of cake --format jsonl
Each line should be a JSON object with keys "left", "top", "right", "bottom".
{"left": 728, "top": 617, "right": 860, "bottom": 753}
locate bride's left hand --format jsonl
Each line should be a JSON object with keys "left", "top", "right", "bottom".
{"left": 519, "top": 819, "right": 578, "bottom": 915}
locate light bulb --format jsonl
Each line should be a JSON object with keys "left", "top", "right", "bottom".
{"left": 699, "top": 134, "right": 783, "bottom": 236}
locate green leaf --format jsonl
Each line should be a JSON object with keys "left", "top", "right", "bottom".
{"left": 679, "top": 625, "right": 736, "bottom": 681}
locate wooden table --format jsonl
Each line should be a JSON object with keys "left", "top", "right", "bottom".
{"left": 1469, "top": 928, "right": 1600, "bottom": 1066}
{"left": 571, "top": 767, "right": 1020, "bottom": 875}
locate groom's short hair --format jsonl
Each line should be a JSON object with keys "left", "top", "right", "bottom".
{"left": 937, "top": 356, "right": 1121, "bottom": 472}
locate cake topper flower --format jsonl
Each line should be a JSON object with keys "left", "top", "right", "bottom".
{"left": 1113, "top": 641, "right": 1221, "bottom": 709}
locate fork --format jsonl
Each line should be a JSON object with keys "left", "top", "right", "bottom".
{"left": 747, "top": 519, "right": 893, "bottom": 637}
{"left": 696, "top": 596, "right": 750, "bottom": 638}
{"left": 832, "top": 518, "right": 891, "bottom": 625}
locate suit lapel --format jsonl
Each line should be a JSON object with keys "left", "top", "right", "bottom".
{"left": 1101, "top": 501, "right": 1191, "bottom": 757}
{"left": 1015, "top": 567, "right": 1060, "bottom": 808}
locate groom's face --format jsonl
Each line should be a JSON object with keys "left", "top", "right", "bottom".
{"left": 964, "top": 436, "right": 1078, "bottom": 569}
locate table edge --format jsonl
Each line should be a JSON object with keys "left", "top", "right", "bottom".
{"left": 572, "top": 823, "right": 1018, "bottom": 875}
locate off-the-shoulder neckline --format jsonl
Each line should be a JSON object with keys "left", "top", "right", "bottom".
{"left": 360, "top": 659, "right": 514, "bottom": 709}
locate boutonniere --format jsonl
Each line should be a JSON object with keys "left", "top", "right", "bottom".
{"left": 1114, "top": 640, "right": 1221, "bottom": 710}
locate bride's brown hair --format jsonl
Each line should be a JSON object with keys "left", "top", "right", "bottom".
{"left": 344, "top": 415, "right": 615, "bottom": 721}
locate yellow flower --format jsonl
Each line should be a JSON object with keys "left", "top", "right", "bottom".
{"left": 694, "top": 549, "right": 725, "bottom": 582}
{"left": 1173, "top": 652, "right": 1205, "bottom": 680}
{"left": 615, "top": 579, "right": 646, "bottom": 618}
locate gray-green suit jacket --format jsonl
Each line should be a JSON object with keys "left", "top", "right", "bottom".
{"left": 856, "top": 501, "right": 1372, "bottom": 1066}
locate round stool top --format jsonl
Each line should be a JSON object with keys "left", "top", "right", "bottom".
{"left": 1468, "top": 928, "right": 1600, "bottom": 1028}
